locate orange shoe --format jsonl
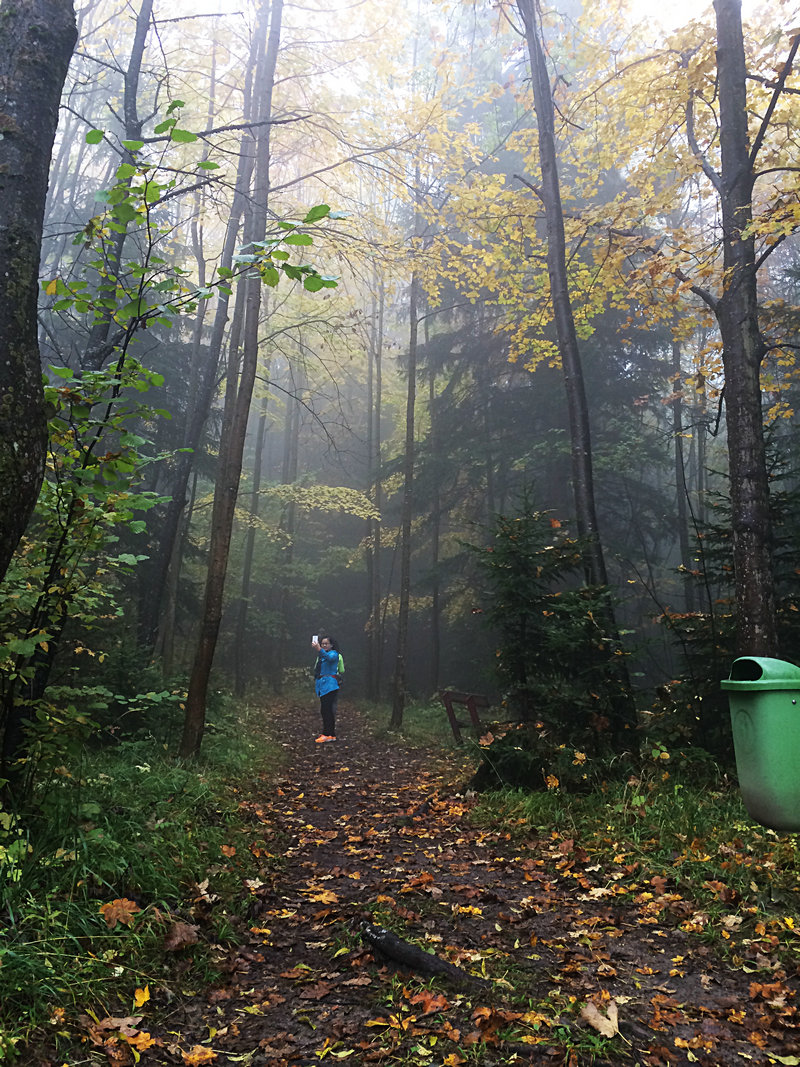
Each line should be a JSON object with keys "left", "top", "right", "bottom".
{"left": 315, "top": 734, "right": 336, "bottom": 743}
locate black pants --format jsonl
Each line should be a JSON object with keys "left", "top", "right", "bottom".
{"left": 320, "top": 689, "right": 338, "bottom": 736}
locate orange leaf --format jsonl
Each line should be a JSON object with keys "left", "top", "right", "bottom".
{"left": 408, "top": 990, "right": 450, "bottom": 1015}
{"left": 220, "top": 844, "right": 236, "bottom": 857}
{"left": 182, "top": 1046, "right": 217, "bottom": 1065}
{"left": 126, "top": 1030, "right": 156, "bottom": 1051}
{"left": 99, "top": 899, "right": 141, "bottom": 929}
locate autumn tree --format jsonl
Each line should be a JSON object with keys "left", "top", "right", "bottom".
{"left": 689, "top": 0, "right": 797, "bottom": 654}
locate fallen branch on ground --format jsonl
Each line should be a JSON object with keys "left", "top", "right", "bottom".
{"left": 361, "top": 922, "right": 490, "bottom": 988}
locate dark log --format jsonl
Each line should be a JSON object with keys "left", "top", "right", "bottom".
{"left": 361, "top": 922, "right": 489, "bottom": 988}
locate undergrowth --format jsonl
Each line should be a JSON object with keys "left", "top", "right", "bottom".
{"left": 0, "top": 697, "right": 284, "bottom": 1061}
{"left": 360, "top": 699, "right": 800, "bottom": 971}
{"left": 470, "top": 753, "right": 800, "bottom": 969}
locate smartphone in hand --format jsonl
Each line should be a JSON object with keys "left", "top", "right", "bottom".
{"left": 312, "top": 634, "right": 319, "bottom": 645}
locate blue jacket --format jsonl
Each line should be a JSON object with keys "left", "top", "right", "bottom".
{"left": 315, "top": 648, "right": 340, "bottom": 697}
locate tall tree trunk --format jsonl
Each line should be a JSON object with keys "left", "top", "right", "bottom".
{"left": 516, "top": 0, "right": 634, "bottom": 735}
{"left": 390, "top": 267, "right": 420, "bottom": 728}
{"left": 82, "top": 0, "right": 153, "bottom": 372}
{"left": 428, "top": 368, "right": 441, "bottom": 694}
{"left": 516, "top": 0, "right": 606, "bottom": 586}
{"left": 234, "top": 391, "right": 270, "bottom": 697}
{"left": 273, "top": 356, "right": 302, "bottom": 692}
{"left": 136, "top": 22, "right": 263, "bottom": 652}
{"left": 366, "top": 280, "right": 384, "bottom": 701}
{"left": 671, "top": 340, "right": 695, "bottom": 612}
{"left": 0, "top": 0, "right": 77, "bottom": 585}
{"left": 711, "top": 0, "right": 779, "bottom": 654}
{"left": 180, "top": 0, "right": 283, "bottom": 757}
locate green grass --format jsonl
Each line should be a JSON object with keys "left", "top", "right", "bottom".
{"left": 359, "top": 706, "right": 800, "bottom": 969}
{"left": 0, "top": 697, "right": 285, "bottom": 1060}
{"left": 469, "top": 752, "right": 800, "bottom": 966}
{"left": 359, "top": 696, "right": 475, "bottom": 749}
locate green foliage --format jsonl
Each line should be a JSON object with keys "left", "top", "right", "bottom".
{"left": 0, "top": 701, "right": 282, "bottom": 1057}
{"left": 0, "top": 361, "right": 171, "bottom": 794}
{"left": 468, "top": 722, "right": 630, "bottom": 794}
{"left": 466, "top": 497, "right": 630, "bottom": 747}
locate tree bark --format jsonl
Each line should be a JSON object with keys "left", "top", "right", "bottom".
{"left": 428, "top": 368, "right": 441, "bottom": 695}
{"left": 516, "top": 0, "right": 606, "bottom": 587}
{"left": 82, "top": 0, "right": 153, "bottom": 372}
{"left": 390, "top": 267, "right": 419, "bottom": 728}
{"left": 234, "top": 391, "right": 270, "bottom": 697}
{"left": 0, "top": 0, "right": 77, "bottom": 584}
{"left": 712, "top": 0, "right": 777, "bottom": 654}
{"left": 671, "top": 340, "right": 695, "bottom": 612}
{"left": 180, "top": 0, "right": 283, "bottom": 757}
{"left": 366, "top": 279, "right": 384, "bottom": 701}
{"left": 516, "top": 0, "right": 635, "bottom": 735}
{"left": 136, "top": 22, "right": 262, "bottom": 652}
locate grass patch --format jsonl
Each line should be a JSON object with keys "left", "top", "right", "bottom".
{"left": 471, "top": 750, "right": 800, "bottom": 966}
{"left": 359, "top": 697, "right": 464, "bottom": 748}
{"left": 0, "top": 696, "right": 286, "bottom": 1060}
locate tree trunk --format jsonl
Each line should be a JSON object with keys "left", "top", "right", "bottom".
{"left": 82, "top": 0, "right": 153, "bottom": 372}
{"left": 390, "top": 268, "right": 419, "bottom": 729}
{"left": 366, "top": 280, "right": 384, "bottom": 701}
{"left": 516, "top": 0, "right": 635, "bottom": 736}
{"left": 180, "top": 0, "right": 283, "bottom": 757}
{"left": 0, "top": 0, "right": 77, "bottom": 584}
{"left": 428, "top": 368, "right": 441, "bottom": 694}
{"left": 671, "top": 340, "right": 695, "bottom": 612}
{"left": 233, "top": 391, "right": 270, "bottom": 697}
{"left": 516, "top": 0, "right": 606, "bottom": 586}
{"left": 136, "top": 22, "right": 263, "bottom": 652}
{"left": 712, "top": 0, "right": 777, "bottom": 654}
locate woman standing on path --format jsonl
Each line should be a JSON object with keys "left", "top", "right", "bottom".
{"left": 312, "top": 635, "right": 340, "bottom": 742}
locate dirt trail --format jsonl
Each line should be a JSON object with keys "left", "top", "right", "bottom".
{"left": 139, "top": 702, "right": 799, "bottom": 1066}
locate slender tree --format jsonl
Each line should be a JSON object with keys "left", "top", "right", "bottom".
{"left": 390, "top": 263, "right": 420, "bottom": 729}
{"left": 515, "top": 0, "right": 607, "bottom": 586}
{"left": 181, "top": 0, "right": 284, "bottom": 757}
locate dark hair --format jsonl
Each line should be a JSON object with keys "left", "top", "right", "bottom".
{"left": 319, "top": 634, "right": 339, "bottom": 651}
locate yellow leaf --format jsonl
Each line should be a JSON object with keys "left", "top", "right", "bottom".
{"left": 133, "top": 985, "right": 150, "bottom": 1008}
{"left": 45, "top": 279, "right": 59, "bottom": 295}
{"left": 307, "top": 889, "right": 338, "bottom": 904}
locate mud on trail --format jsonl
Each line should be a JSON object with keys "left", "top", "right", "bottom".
{"left": 134, "top": 702, "right": 798, "bottom": 1067}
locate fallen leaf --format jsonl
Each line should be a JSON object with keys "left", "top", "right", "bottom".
{"left": 580, "top": 1000, "right": 620, "bottom": 1038}
{"left": 163, "top": 921, "right": 199, "bottom": 951}
{"left": 99, "top": 899, "right": 141, "bottom": 929}
{"left": 182, "top": 1046, "right": 217, "bottom": 1065}
{"left": 133, "top": 985, "right": 150, "bottom": 1008}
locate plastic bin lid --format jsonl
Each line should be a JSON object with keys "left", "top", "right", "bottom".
{"left": 721, "top": 656, "right": 800, "bottom": 690}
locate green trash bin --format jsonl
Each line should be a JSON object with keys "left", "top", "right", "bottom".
{"left": 721, "top": 656, "right": 800, "bottom": 831}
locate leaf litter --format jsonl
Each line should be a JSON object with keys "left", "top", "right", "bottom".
{"left": 82, "top": 702, "right": 799, "bottom": 1066}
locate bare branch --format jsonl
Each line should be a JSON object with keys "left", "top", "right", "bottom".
{"left": 749, "top": 34, "right": 800, "bottom": 168}
{"left": 685, "top": 89, "right": 723, "bottom": 195}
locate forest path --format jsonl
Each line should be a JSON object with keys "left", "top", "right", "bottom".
{"left": 140, "top": 701, "right": 799, "bottom": 1067}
